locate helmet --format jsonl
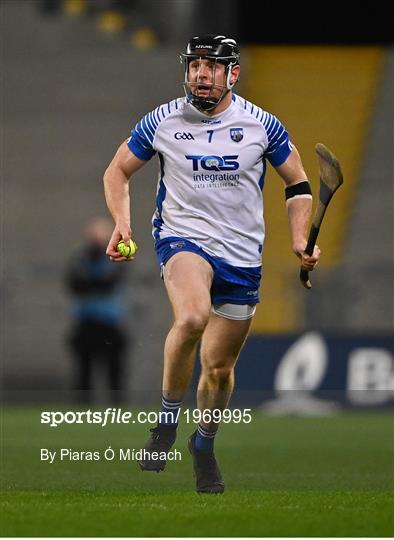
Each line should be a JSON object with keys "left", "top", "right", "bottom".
{"left": 180, "top": 34, "right": 240, "bottom": 112}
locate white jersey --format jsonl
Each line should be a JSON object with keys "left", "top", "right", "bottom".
{"left": 127, "top": 94, "right": 293, "bottom": 267}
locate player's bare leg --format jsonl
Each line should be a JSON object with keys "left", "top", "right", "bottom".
{"left": 139, "top": 251, "right": 213, "bottom": 472}
{"left": 189, "top": 313, "right": 252, "bottom": 493}
{"left": 198, "top": 313, "right": 252, "bottom": 414}
{"left": 162, "top": 251, "right": 213, "bottom": 400}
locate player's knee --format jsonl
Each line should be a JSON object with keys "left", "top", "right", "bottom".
{"left": 175, "top": 311, "right": 209, "bottom": 337}
{"left": 203, "top": 365, "right": 234, "bottom": 384}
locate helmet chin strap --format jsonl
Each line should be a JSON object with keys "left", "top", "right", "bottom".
{"left": 188, "top": 88, "right": 228, "bottom": 112}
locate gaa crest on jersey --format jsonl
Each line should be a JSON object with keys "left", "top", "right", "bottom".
{"left": 230, "top": 127, "right": 243, "bottom": 142}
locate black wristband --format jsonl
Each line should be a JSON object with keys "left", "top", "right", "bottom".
{"left": 285, "top": 181, "right": 312, "bottom": 200}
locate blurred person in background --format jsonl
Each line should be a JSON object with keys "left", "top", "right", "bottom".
{"left": 65, "top": 217, "right": 130, "bottom": 404}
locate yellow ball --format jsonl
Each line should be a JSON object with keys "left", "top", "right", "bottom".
{"left": 117, "top": 239, "right": 137, "bottom": 258}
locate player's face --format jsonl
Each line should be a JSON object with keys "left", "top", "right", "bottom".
{"left": 187, "top": 58, "right": 227, "bottom": 99}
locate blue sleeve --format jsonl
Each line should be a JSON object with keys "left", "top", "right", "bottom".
{"left": 127, "top": 112, "right": 157, "bottom": 161}
{"left": 263, "top": 114, "right": 293, "bottom": 167}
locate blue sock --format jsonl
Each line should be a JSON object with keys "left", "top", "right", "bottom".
{"left": 159, "top": 396, "right": 182, "bottom": 427}
{"left": 195, "top": 424, "right": 218, "bottom": 454}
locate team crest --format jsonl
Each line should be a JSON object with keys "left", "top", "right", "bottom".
{"left": 230, "top": 128, "right": 243, "bottom": 142}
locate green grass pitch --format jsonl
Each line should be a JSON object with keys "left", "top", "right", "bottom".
{"left": 1, "top": 406, "right": 393, "bottom": 536}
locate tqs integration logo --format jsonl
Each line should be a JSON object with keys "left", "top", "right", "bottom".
{"left": 185, "top": 155, "right": 239, "bottom": 171}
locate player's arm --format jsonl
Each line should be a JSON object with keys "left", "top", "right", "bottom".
{"left": 103, "top": 141, "right": 146, "bottom": 261}
{"left": 275, "top": 146, "right": 320, "bottom": 271}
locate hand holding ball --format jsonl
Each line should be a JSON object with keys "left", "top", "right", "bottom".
{"left": 116, "top": 239, "right": 138, "bottom": 258}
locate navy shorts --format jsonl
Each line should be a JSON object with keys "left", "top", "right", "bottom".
{"left": 154, "top": 236, "right": 262, "bottom": 305}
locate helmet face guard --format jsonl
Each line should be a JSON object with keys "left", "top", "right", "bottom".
{"left": 180, "top": 35, "right": 240, "bottom": 112}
